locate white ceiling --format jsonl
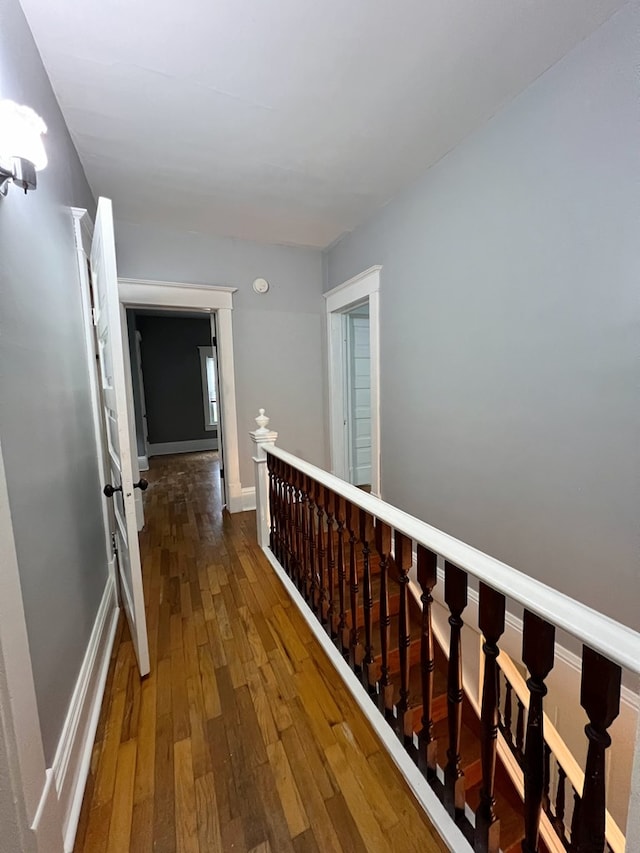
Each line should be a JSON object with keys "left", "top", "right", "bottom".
{"left": 20, "top": 0, "right": 623, "bottom": 248}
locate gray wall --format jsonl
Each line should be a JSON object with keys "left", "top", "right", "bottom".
{"left": 114, "top": 222, "right": 327, "bottom": 485}
{"left": 136, "top": 314, "right": 215, "bottom": 444}
{"left": 326, "top": 5, "right": 639, "bottom": 631}
{"left": 0, "top": 0, "right": 106, "bottom": 761}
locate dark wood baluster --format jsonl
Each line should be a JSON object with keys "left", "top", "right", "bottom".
{"left": 553, "top": 764, "right": 567, "bottom": 843}
{"left": 273, "top": 458, "right": 283, "bottom": 563}
{"left": 335, "top": 495, "right": 348, "bottom": 655}
{"left": 503, "top": 680, "right": 513, "bottom": 748}
{"left": 360, "top": 511, "right": 375, "bottom": 692}
{"left": 521, "top": 610, "right": 556, "bottom": 853}
{"left": 324, "top": 486, "right": 336, "bottom": 638}
{"left": 315, "top": 481, "right": 327, "bottom": 624}
{"left": 571, "top": 646, "right": 621, "bottom": 853}
{"left": 345, "top": 502, "right": 363, "bottom": 669}
{"left": 284, "top": 465, "right": 294, "bottom": 577}
{"left": 298, "top": 474, "right": 309, "bottom": 601}
{"left": 516, "top": 698, "right": 526, "bottom": 761}
{"left": 475, "top": 584, "right": 506, "bottom": 853}
{"left": 287, "top": 467, "right": 297, "bottom": 582}
{"left": 279, "top": 460, "right": 287, "bottom": 567}
{"left": 375, "top": 520, "right": 393, "bottom": 717}
{"left": 444, "top": 561, "right": 468, "bottom": 817}
{"left": 543, "top": 743, "right": 551, "bottom": 813}
{"left": 417, "top": 545, "right": 438, "bottom": 777}
{"left": 293, "top": 470, "right": 304, "bottom": 594}
{"left": 394, "top": 531, "right": 413, "bottom": 744}
{"left": 571, "top": 788, "right": 580, "bottom": 849}
{"left": 267, "top": 454, "right": 276, "bottom": 554}
{"left": 306, "top": 476, "right": 317, "bottom": 614}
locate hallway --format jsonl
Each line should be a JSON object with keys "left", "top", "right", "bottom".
{"left": 73, "top": 452, "right": 446, "bottom": 853}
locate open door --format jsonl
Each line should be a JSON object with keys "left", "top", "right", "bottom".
{"left": 91, "top": 197, "right": 150, "bottom": 676}
{"left": 210, "top": 313, "right": 227, "bottom": 508}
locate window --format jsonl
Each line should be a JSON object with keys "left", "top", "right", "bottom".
{"left": 199, "top": 346, "right": 218, "bottom": 430}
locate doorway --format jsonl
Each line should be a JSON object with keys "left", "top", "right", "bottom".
{"left": 325, "top": 266, "right": 381, "bottom": 496}
{"left": 125, "top": 308, "right": 225, "bottom": 506}
{"left": 118, "top": 278, "right": 244, "bottom": 513}
{"left": 343, "top": 302, "right": 372, "bottom": 488}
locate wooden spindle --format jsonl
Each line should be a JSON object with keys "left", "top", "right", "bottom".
{"left": 306, "top": 475, "right": 317, "bottom": 613}
{"left": 315, "top": 481, "right": 327, "bottom": 623}
{"left": 278, "top": 460, "right": 287, "bottom": 567}
{"left": 417, "top": 545, "right": 438, "bottom": 776}
{"left": 503, "top": 680, "right": 513, "bottom": 747}
{"left": 475, "top": 584, "right": 506, "bottom": 853}
{"left": 553, "top": 764, "right": 567, "bottom": 842}
{"left": 394, "top": 531, "right": 413, "bottom": 743}
{"left": 284, "top": 465, "right": 294, "bottom": 577}
{"left": 359, "top": 511, "right": 375, "bottom": 691}
{"left": 521, "top": 610, "right": 556, "bottom": 853}
{"left": 375, "top": 519, "right": 393, "bottom": 717}
{"left": 516, "top": 698, "right": 525, "bottom": 760}
{"left": 444, "top": 561, "right": 468, "bottom": 816}
{"left": 334, "top": 495, "right": 348, "bottom": 654}
{"left": 299, "top": 476, "right": 311, "bottom": 602}
{"left": 267, "top": 454, "right": 276, "bottom": 554}
{"left": 294, "top": 470, "right": 306, "bottom": 598}
{"left": 324, "top": 486, "right": 336, "bottom": 638}
{"left": 571, "top": 646, "right": 621, "bottom": 853}
{"left": 345, "top": 501, "right": 363, "bottom": 669}
{"left": 543, "top": 743, "right": 551, "bottom": 813}
{"left": 273, "top": 458, "right": 283, "bottom": 563}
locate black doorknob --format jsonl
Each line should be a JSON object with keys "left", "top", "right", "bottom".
{"left": 134, "top": 478, "right": 149, "bottom": 491}
{"left": 103, "top": 483, "right": 122, "bottom": 498}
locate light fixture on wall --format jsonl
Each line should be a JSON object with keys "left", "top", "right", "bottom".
{"left": 0, "top": 99, "right": 48, "bottom": 196}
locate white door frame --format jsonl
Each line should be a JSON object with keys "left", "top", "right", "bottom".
{"left": 117, "top": 278, "right": 244, "bottom": 512}
{"left": 71, "top": 208, "right": 116, "bottom": 581}
{"left": 324, "top": 266, "right": 381, "bottom": 497}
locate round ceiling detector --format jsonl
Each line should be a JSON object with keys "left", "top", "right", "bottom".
{"left": 252, "top": 277, "right": 270, "bottom": 294}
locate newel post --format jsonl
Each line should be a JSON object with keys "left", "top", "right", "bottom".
{"left": 250, "top": 409, "right": 278, "bottom": 549}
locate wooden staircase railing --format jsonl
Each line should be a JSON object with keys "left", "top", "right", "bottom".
{"left": 250, "top": 413, "right": 640, "bottom": 853}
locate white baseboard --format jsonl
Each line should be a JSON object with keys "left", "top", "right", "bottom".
{"left": 148, "top": 439, "right": 218, "bottom": 456}
{"left": 50, "top": 575, "right": 119, "bottom": 853}
{"left": 227, "top": 481, "right": 251, "bottom": 514}
{"left": 241, "top": 487, "right": 256, "bottom": 511}
{"left": 137, "top": 455, "right": 149, "bottom": 471}
{"left": 32, "top": 768, "right": 64, "bottom": 853}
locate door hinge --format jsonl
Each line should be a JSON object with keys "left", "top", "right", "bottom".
{"left": 111, "top": 532, "right": 118, "bottom": 554}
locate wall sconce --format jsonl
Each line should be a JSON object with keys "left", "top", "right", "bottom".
{"left": 0, "top": 99, "right": 48, "bottom": 196}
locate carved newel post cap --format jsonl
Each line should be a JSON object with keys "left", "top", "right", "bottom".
{"left": 255, "top": 408, "right": 270, "bottom": 434}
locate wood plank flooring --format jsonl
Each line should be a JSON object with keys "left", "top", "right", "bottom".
{"left": 74, "top": 452, "right": 448, "bottom": 853}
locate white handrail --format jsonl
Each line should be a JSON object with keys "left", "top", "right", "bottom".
{"left": 264, "top": 444, "right": 640, "bottom": 675}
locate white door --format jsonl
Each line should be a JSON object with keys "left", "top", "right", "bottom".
{"left": 345, "top": 310, "right": 372, "bottom": 487}
{"left": 210, "top": 313, "right": 227, "bottom": 507}
{"left": 91, "top": 197, "right": 150, "bottom": 676}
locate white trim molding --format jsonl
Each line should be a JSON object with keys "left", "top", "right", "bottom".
{"left": 51, "top": 577, "right": 119, "bottom": 852}
{"left": 324, "top": 266, "right": 381, "bottom": 497}
{"left": 240, "top": 486, "right": 256, "bottom": 512}
{"left": 148, "top": 439, "right": 218, "bottom": 456}
{"left": 0, "top": 437, "right": 64, "bottom": 853}
{"left": 117, "top": 278, "right": 244, "bottom": 512}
